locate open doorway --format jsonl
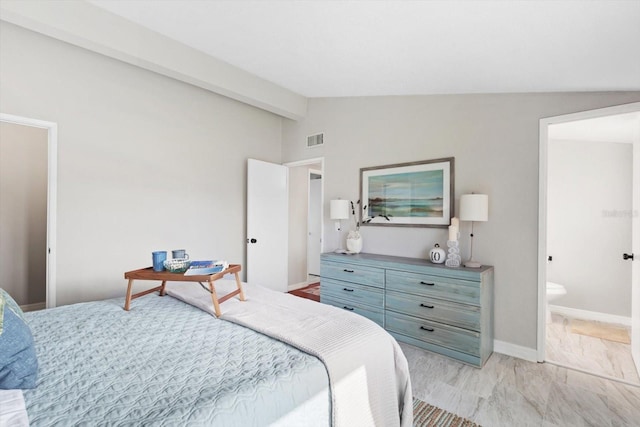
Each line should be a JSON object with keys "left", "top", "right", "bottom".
{"left": 0, "top": 113, "right": 57, "bottom": 310}
{"left": 285, "top": 158, "right": 324, "bottom": 291}
{"left": 538, "top": 103, "right": 640, "bottom": 384}
{"left": 307, "top": 169, "right": 322, "bottom": 278}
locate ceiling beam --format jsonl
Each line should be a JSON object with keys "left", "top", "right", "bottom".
{"left": 0, "top": 0, "right": 307, "bottom": 120}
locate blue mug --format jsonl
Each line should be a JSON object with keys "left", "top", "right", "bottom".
{"left": 152, "top": 251, "right": 167, "bottom": 272}
{"left": 172, "top": 249, "right": 189, "bottom": 259}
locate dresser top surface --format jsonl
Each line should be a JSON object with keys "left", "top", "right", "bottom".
{"left": 321, "top": 252, "right": 493, "bottom": 273}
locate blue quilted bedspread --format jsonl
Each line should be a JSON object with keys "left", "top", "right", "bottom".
{"left": 22, "top": 294, "right": 330, "bottom": 426}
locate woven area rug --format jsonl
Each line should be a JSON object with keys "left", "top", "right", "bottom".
{"left": 288, "top": 283, "right": 320, "bottom": 302}
{"left": 570, "top": 319, "right": 630, "bottom": 344}
{"left": 413, "top": 398, "right": 480, "bottom": 427}
{"left": 299, "top": 283, "right": 320, "bottom": 296}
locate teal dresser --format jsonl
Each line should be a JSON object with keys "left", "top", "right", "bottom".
{"left": 320, "top": 252, "right": 494, "bottom": 367}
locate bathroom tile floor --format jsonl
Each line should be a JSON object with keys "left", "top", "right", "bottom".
{"left": 546, "top": 313, "right": 639, "bottom": 384}
{"left": 402, "top": 342, "right": 640, "bottom": 426}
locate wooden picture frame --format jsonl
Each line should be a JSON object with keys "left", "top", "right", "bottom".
{"left": 360, "top": 157, "right": 454, "bottom": 228}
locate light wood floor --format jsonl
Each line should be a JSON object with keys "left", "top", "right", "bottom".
{"left": 401, "top": 342, "right": 640, "bottom": 426}
{"left": 546, "top": 313, "right": 639, "bottom": 384}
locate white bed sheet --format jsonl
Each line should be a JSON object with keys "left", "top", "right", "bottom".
{"left": 0, "top": 390, "right": 29, "bottom": 427}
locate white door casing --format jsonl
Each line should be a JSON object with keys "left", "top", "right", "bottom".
{"left": 247, "top": 159, "right": 288, "bottom": 293}
{"left": 538, "top": 102, "right": 640, "bottom": 372}
{"left": 307, "top": 169, "right": 322, "bottom": 276}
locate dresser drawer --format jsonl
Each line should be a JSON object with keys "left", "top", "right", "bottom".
{"left": 321, "top": 278, "right": 383, "bottom": 308}
{"left": 386, "top": 270, "right": 480, "bottom": 305}
{"left": 321, "top": 295, "right": 384, "bottom": 327}
{"left": 386, "top": 290, "right": 480, "bottom": 331}
{"left": 321, "top": 260, "right": 384, "bottom": 288}
{"left": 385, "top": 312, "right": 480, "bottom": 357}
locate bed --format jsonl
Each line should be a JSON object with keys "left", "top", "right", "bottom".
{"left": 1, "top": 281, "right": 412, "bottom": 426}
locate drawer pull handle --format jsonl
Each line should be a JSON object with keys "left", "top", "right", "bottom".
{"left": 420, "top": 281, "right": 435, "bottom": 286}
{"left": 343, "top": 269, "right": 354, "bottom": 273}
{"left": 343, "top": 288, "right": 354, "bottom": 292}
{"left": 420, "top": 303, "right": 434, "bottom": 309}
{"left": 343, "top": 306, "right": 354, "bottom": 311}
{"left": 420, "top": 326, "right": 435, "bottom": 332}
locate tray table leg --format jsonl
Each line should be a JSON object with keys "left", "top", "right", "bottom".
{"left": 234, "top": 271, "right": 246, "bottom": 301}
{"left": 124, "top": 278, "right": 134, "bottom": 311}
{"left": 209, "top": 279, "right": 222, "bottom": 317}
{"left": 159, "top": 280, "right": 167, "bottom": 296}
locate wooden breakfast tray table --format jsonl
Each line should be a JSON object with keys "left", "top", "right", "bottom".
{"left": 123, "top": 264, "right": 245, "bottom": 316}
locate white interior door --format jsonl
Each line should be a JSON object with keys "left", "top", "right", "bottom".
{"left": 632, "top": 133, "right": 640, "bottom": 376}
{"left": 247, "top": 159, "right": 288, "bottom": 292}
{"left": 307, "top": 170, "right": 322, "bottom": 276}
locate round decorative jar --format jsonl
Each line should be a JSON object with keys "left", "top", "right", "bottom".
{"left": 429, "top": 243, "right": 446, "bottom": 264}
{"left": 346, "top": 230, "right": 363, "bottom": 253}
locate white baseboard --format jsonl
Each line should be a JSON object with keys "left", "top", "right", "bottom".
{"left": 19, "top": 302, "right": 46, "bottom": 312}
{"left": 493, "top": 340, "right": 538, "bottom": 363}
{"left": 549, "top": 305, "right": 631, "bottom": 326}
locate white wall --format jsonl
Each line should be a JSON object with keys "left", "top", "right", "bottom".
{"left": 281, "top": 93, "right": 640, "bottom": 350}
{"left": 288, "top": 162, "right": 321, "bottom": 286}
{"left": 0, "top": 22, "right": 283, "bottom": 306}
{"left": 0, "top": 122, "right": 48, "bottom": 305}
{"left": 547, "top": 139, "right": 632, "bottom": 317}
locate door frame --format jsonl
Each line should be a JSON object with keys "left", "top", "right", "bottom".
{"left": 307, "top": 168, "right": 323, "bottom": 276}
{"left": 0, "top": 113, "right": 58, "bottom": 309}
{"left": 283, "top": 157, "right": 325, "bottom": 275}
{"left": 537, "top": 102, "right": 640, "bottom": 363}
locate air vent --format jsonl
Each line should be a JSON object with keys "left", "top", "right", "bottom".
{"left": 307, "top": 133, "right": 324, "bottom": 148}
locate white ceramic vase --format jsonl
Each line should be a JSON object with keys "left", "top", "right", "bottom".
{"left": 346, "top": 230, "right": 363, "bottom": 253}
{"left": 429, "top": 243, "right": 446, "bottom": 264}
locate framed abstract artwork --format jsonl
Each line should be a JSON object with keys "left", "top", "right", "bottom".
{"left": 359, "top": 157, "right": 454, "bottom": 228}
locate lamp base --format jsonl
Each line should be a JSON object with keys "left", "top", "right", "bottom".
{"left": 464, "top": 260, "right": 482, "bottom": 268}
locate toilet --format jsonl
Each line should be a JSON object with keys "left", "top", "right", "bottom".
{"left": 546, "top": 281, "right": 567, "bottom": 323}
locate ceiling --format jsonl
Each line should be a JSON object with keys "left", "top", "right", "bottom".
{"left": 88, "top": 0, "right": 640, "bottom": 98}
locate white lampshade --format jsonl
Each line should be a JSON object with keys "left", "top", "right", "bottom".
{"left": 330, "top": 199, "right": 350, "bottom": 220}
{"left": 459, "top": 194, "right": 489, "bottom": 222}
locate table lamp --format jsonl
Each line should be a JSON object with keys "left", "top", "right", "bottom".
{"left": 330, "top": 199, "right": 350, "bottom": 251}
{"left": 459, "top": 194, "right": 489, "bottom": 268}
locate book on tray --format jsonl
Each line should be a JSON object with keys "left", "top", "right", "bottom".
{"left": 184, "top": 260, "right": 229, "bottom": 275}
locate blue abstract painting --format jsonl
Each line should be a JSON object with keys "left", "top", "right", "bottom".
{"left": 368, "top": 170, "right": 444, "bottom": 218}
